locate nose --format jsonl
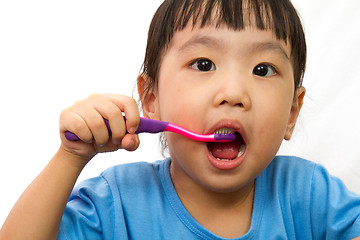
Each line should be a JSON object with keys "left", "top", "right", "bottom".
{"left": 212, "top": 72, "right": 251, "bottom": 110}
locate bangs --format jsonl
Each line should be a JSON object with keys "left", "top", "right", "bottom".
{"left": 161, "top": 0, "right": 301, "bottom": 45}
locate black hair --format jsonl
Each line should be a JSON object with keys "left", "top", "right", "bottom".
{"left": 140, "top": 0, "right": 306, "bottom": 103}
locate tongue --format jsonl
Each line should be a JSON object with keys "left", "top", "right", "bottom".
{"left": 208, "top": 140, "right": 240, "bottom": 160}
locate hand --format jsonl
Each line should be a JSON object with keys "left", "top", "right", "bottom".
{"left": 59, "top": 94, "right": 140, "bottom": 163}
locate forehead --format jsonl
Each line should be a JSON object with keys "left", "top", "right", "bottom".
{"left": 167, "top": 25, "right": 291, "bottom": 62}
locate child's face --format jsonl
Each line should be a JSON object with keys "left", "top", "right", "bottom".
{"left": 143, "top": 24, "right": 305, "bottom": 193}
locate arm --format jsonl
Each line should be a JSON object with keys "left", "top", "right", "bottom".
{"left": 0, "top": 94, "right": 140, "bottom": 240}
{"left": 0, "top": 148, "right": 86, "bottom": 240}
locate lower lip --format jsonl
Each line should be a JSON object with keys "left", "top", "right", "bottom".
{"left": 207, "top": 147, "right": 246, "bottom": 171}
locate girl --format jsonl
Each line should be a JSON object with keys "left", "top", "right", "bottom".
{"left": 1, "top": 0, "right": 360, "bottom": 239}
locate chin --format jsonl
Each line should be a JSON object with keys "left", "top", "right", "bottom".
{"left": 197, "top": 172, "right": 255, "bottom": 194}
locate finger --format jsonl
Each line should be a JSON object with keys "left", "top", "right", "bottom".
{"left": 121, "top": 134, "right": 140, "bottom": 152}
{"left": 76, "top": 105, "right": 110, "bottom": 146}
{"left": 105, "top": 95, "right": 141, "bottom": 134}
{"left": 60, "top": 109, "right": 93, "bottom": 143}
{"left": 90, "top": 97, "right": 126, "bottom": 145}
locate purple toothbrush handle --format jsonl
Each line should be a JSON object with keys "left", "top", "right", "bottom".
{"left": 135, "top": 118, "right": 169, "bottom": 134}
{"left": 65, "top": 117, "right": 168, "bottom": 141}
{"left": 64, "top": 131, "right": 81, "bottom": 141}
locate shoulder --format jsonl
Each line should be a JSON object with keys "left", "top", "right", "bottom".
{"left": 68, "top": 159, "right": 170, "bottom": 206}
{"left": 264, "top": 155, "right": 356, "bottom": 199}
{"left": 260, "top": 156, "right": 360, "bottom": 239}
{"left": 269, "top": 155, "right": 316, "bottom": 171}
{"left": 100, "top": 159, "right": 168, "bottom": 187}
{"left": 265, "top": 155, "right": 317, "bottom": 184}
{"left": 96, "top": 159, "right": 171, "bottom": 205}
{"left": 268, "top": 155, "right": 357, "bottom": 196}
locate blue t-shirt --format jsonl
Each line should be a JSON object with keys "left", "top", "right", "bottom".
{"left": 58, "top": 156, "right": 360, "bottom": 239}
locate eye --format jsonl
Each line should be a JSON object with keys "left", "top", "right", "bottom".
{"left": 253, "top": 64, "right": 277, "bottom": 77}
{"left": 190, "top": 58, "right": 216, "bottom": 72}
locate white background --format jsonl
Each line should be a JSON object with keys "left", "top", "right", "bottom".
{"left": 1, "top": 0, "right": 360, "bottom": 227}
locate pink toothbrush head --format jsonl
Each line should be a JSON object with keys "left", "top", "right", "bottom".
{"left": 65, "top": 117, "right": 236, "bottom": 142}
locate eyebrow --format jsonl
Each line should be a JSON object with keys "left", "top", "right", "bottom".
{"left": 248, "top": 41, "right": 290, "bottom": 61}
{"left": 178, "top": 35, "right": 224, "bottom": 53}
{"left": 177, "top": 34, "right": 290, "bottom": 61}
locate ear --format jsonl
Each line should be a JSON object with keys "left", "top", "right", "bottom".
{"left": 137, "top": 74, "right": 160, "bottom": 120}
{"left": 284, "top": 86, "right": 306, "bottom": 140}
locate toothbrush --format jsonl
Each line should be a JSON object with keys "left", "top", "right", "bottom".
{"left": 65, "top": 117, "right": 236, "bottom": 142}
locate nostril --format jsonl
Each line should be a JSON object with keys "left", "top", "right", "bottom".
{"left": 220, "top": 100, "right": 227, "bottom": 105}
{"left": 219, "top": 100, "right": 244, "bottom": 108}
{"left": 236, "top": 103, "right": 244, "bottom": 108}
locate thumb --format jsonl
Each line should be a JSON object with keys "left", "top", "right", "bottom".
{"left": 121, "top": 134, "right": 140, "bottom": 152}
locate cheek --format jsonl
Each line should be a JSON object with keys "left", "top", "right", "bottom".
{"left": 254, "top": 93, "right": 293, "bottom": 143}
{"left": 158, "top": 85, "right": 206, "bottom": 128}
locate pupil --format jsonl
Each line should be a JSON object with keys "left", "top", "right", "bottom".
{"left": 197, "top": 60, "right": 212, "bottom": 71}
{"left": 254, "top": 65, "right": 268, "bottom": 76}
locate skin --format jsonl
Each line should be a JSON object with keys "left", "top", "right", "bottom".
{"left": 1, "top": 23, "right": 359, "bottom": 240}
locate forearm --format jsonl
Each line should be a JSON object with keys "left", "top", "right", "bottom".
{"left": 0, "top": 147, "right": 87, "bottom": 240}
{"left": 0, "top": 94, "right": 140, "bottom": 240}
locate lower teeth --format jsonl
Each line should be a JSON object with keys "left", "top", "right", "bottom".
{"left": 237, "top": 144, "right": 246, "bottom": 157}
{"left": 217, "top": 158, "right": 230, "bottom": 161}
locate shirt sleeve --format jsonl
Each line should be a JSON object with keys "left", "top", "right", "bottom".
{"left": 57, "top": 175, "right": 116, "bottom": 240}
{"left": 310, "top": 164, "right": 360, "bottom": 240}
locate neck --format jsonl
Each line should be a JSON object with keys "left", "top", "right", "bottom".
{"left": 173, "top": 175, "right": 254, "bottom": 213}
{"left": 169, "top": 160, "right": 255, "bottom": 238}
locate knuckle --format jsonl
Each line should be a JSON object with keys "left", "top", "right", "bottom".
{"left": 127, "top": 97, "right": 137, "bottom": 105}
{"left": 87, "top": 94, "right": 105, "bottom": 105}
{"left": 71, "top": 99, "right": 88, "bottom": 110}
{"left": 122, "top": 96, "right": 137, "bottom": 107}
{"left": 59, "top": 109, "right": 69, "bottom": 122}
{"left": 88, "top": 93, "right": 101, "bottom": 99}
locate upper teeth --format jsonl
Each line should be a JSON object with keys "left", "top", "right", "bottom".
{"left": 214, "top": 128, "right": 235, "bottom": 134}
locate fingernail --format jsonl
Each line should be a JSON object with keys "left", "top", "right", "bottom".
{"left": 129, "top": 127, "right": 136, "bottom": 134}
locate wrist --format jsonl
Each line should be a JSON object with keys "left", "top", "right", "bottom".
{"left": 56, "top": 146, "right": 93, "bottom": 171}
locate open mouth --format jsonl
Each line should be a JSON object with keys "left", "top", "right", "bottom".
{"left": 207, "top": 129, "right": 246, "bottom": 161}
